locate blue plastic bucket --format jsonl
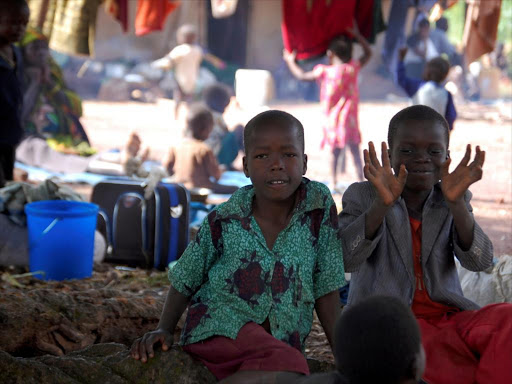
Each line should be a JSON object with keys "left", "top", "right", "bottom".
{"left": 25, "top": 200, "right": 99, "bottom": 281}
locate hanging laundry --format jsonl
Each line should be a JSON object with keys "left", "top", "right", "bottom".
{"left": 355, "top": 0, "right": 386, "bottom": 45}
{"left": 135, "top": 0, "right": 181, "bottom": 36}
{"left": 26, "top": 0, "right": 102, "bottom": 56}
{"left": 463, "top": 0, "right": 502, "bottom": 65}
{"left": 282, "top": 0, "right": 355, "bottom": 60}
{"left": 211, "top": 0, "right": 238, "bottom": 19}
{"left": 281, "top": 0, "right": 384, "bottom": 60}
{"left": 104, "top": 0, "right": 129, "bottom": 33}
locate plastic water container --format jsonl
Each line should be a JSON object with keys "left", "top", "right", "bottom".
{"left": 235, "top": 69, "right": 275, "bottom": 109}
{"left": 25, "top": 200, "right": 99, "bottom": 281}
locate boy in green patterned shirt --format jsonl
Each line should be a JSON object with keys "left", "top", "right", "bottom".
{"left": 131, "top": 110, "right": 345, "bottom": 383}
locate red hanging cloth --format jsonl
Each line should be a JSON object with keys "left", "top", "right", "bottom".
{"left": 105, "top": 0, "right": 129, "bottom": 33}
{"left": 135, "top": 0, "right": 181, "bottom": 36}
{"left": 281, "top": 0, "right": 356, "bottom": 60}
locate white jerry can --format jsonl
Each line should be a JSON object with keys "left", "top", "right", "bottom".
{"left": 235, "top": 69, "right": 275, "bottom": 109}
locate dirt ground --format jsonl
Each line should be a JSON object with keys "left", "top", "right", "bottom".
{"left": 80, "top": 98, "right": 512, "bottom": 256}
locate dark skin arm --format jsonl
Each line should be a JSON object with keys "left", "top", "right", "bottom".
{"left": 282, "top": 50, "right": 319, "bottom": 81}
{"left": 130, "top": 285, "right": 190, "bottom": 363}
{"left": 347, "top": 20, "right": 372, "bottom": 67}
{"left": 314, "top": 290, "right": 341, "bottom": 352}
{"left": 440, "top": 144, "right": 485, "bottom": 250}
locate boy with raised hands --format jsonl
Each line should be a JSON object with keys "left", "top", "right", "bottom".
{"left": 339, "top": 105, "right": 512, "bottom": 384}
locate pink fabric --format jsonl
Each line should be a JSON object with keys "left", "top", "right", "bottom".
{"left": 417, "top": 303, "right": 512, "bottom": 384}
{"left": 314, "top": 60, "right": 362, "bottom": 149}
{"left": 183, "top": 322, "right": 310, "bottom": 380}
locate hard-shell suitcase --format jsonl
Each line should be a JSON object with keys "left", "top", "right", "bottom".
{"left": 91, "top": 180, "right": 190, "bottom": 270}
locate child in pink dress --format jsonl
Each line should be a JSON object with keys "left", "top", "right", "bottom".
{"left": 284, "top": 22, "right": 371, "bottom": 188}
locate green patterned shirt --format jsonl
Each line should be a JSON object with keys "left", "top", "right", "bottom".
{"left": 169, "top": 178, "right": 345, "bottom": 351}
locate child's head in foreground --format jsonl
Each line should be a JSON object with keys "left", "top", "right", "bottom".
{"left": 335, "top": 296, "right": 425, "bottom": 384}
{"left": 176, "top": 24, "right": 197, "bottom": 45}
{"left": 187, "top": 103, "right": 214, "bottom": 141}
{"left": 202, "top": 83, "right": 232, "bottom": 114}
{"left": 423, "top": 56, "right": 450, "bottom": 83}
{"left": 243, "top": 110, "right": 307, "bottom": 203}
{"left": 388, "top": 105, "right": 450, "bottom": 193}
{"left": 0, "top": 0, "right": 29, "bottom": 45}
{"left": 327, "top": 35, "right": 353, "bottom": 64}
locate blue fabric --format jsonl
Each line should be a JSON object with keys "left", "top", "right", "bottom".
{"left": 14, "top": 161, "right": 116, "bottom": 185}
{"left": 0, "top": 45, "right": 24, "bottom": 146}
{"left": 339, "top": 281, "right": 350, "bottom": 305}
{"left": 396, "top": 61, "right": 456, "bottom": 130}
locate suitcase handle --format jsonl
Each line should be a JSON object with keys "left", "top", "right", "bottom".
{"left": 97, "top": 209, "right": 113, "bottom": 254}
{"left": 112, "top": 192, "right": 150, "bottom": 265}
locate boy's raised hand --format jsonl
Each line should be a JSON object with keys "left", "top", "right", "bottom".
{"left": 131, "top": 329, "right": 173, "bottom": 363}
{"left": 440, "top": 144, "right": 485, "bottom": 204}
{"left": 364, "top": 142, "right": 407, "bottom": 206}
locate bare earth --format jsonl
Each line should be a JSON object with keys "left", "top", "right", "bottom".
{"left": 81, "top": 98, "right": 512, "bottom": 256}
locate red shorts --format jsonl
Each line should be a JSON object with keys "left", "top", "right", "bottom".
{"left": 418, "top": 303, "right": 512, "bottom": 384}
{"left": 183, "top": 322, "right": 310, "bottom": 380}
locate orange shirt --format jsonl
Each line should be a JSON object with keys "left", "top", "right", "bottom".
{"left": 409, "top": 217, "right": 460, "bottom": 318}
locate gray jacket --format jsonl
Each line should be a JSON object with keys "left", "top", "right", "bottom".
{"left": 339, "top": 181, "right": 493, "bottom": 311}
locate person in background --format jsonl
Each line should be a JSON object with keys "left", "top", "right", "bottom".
{"left": 283, "top": 21, "right": 372, "bottom": 191}
{"left": 202, "top": 83, "right": 243, "bottom": 170}
{"left": 429, "top": 17, "right": 463, "bottom": 68}
{"left": 19, "top": 28, "right": 91, "bottom": 155}
{"left": 121, "top": 131, "right": 150, "bottom": 178}
{"left": 152, "top": 24, "right": 226, "bottom": 119}
{"left": 0, "top": 0, "right": 29, "bottom": 187}
{"left": 340, "top": 105, "right": 512, "bottom": 384}
{"left": 300, "top": 296, "right": 426, "bottom": 384}
{"left": 397, "top": 47, "right": 456, "bottom": 130}
{"left": 132, "top": 110, "right": 345, "bottom": 383}
{"left": 165, "top": 103, "right": 238, "bottom": 194}
{"left": 403, "top": 18, "right": 439, "bottom": 79}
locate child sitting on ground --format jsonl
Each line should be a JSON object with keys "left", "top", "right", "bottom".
{"left": 397, "top": 47, "right": 457, "bottom": 130}
{"left": 202, "top": 83, "right": 244, "bottom": 169}
{"left": 0, "top": 0, "right": 29, "bottom": 187}
{"left": 165, "top": 103, "right": 238, "bottom": 194}
{"left": 339, "top": 105, "right": 512, "bottom": 384}
{"left": 132, "top": 110, "right": 345, "bottom": 383}
{"left": 152, "top": 24, "right": 225, "bottom": 119}
{"left": 301, "top": 295, "right": 426, "bottom": 384}
{"left": 121, "top": 131, "right": 150, "bottom": 177}
{"left": 283, "top": 20, "right": 371, "bottom": 190}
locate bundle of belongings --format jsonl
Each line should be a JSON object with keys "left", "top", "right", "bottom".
{"left": 456, "top": 256, "right": 512, "bottom": 306}
{"left": 0, "top": 180, "right": 105, "bottom": 267}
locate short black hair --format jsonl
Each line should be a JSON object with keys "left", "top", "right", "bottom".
{"left": 243, "top": 110, "right": 304, "bottom": 153}
{"left": 424, "top": 56, "right": 450, "bottom": 83}
{"left": 418, "top": 18, "right": 430, "bottom": 29}
{"left": 186, "top": 103, "right": 213, "bottom": 139}
{"left": 176, "top": 24, "right": 197, "bottom": 45}
{"left": 436, "top": 17, "right": 448, "bottom": 31}
{"left": 335, "top": 296, "right": 421, "bottom": 384}
{"left": 388, "top": 105, "right": 450, "bottom": 150}
{"left": 202, "top": 83, "right": 232, "bottom": 113}
{"left": 328, "top": 35, "right": 352, "bottom": 63}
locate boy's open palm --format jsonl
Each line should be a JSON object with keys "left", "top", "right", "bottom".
{"left": 441, "top": 144, "right": 485, "bottom": 203}
{"left": 364, "top": 142, "right": 407, "bottom": 206}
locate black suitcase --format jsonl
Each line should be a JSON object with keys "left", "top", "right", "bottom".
{"left": 91, "top": 179, "right": 190, "bottom": 270}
